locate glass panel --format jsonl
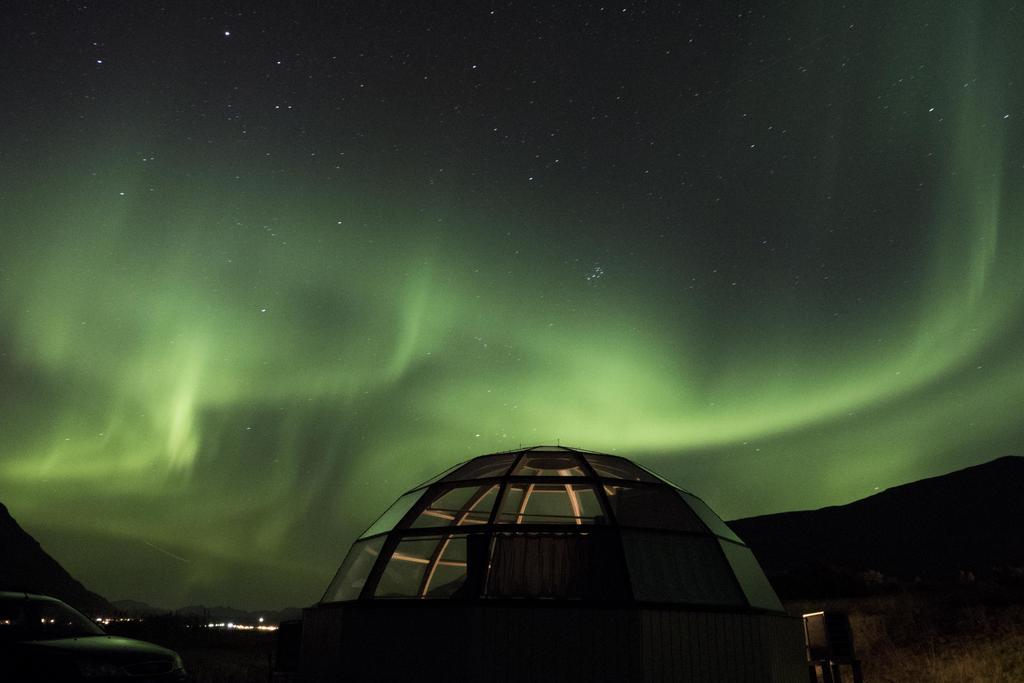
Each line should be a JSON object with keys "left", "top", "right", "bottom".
{"left": 720, "top": 541, "right": 784, "bottom": 612}
{"left": 496, "top": 483, "right": 605, "bottom": 524}
{"left": 411, "top": 460, "right": 469, "bottom": 489}
{"left": 584, "top": 454, "right": 659, "bottom": 482}
{"left": 604, "top": 485, "right": 707, "bottom": 531}
{"left": 633, "top": 462, "right": 685, "bottom": 489}
{"left": 321, "top": 537, "right": 385, "bottom": 602}
{"left": 486, "top": 532, "right": 628, "bottom": 599}
{"left": 373, "top": 535, "right": 472, "bottom": 598}
{"left": 621, "top": 531, "right": 744, "bottom": 606}
{"left": 360, "top": 491, "right": 420, "bottom": 538}
{"left": 442, "top": 453, "right": 517, "bottom": 481}
{"left": 678, "top": 491, "right": 742, "bottom": 542}
{"left": 512, "top": 452, "right": 586, "bottom": 476}
{"left": 407, "top": 484, "right": 499, "bottom": 528}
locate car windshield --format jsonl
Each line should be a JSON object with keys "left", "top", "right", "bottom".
{"left": 0, "top": 597, "right": 106, "bottom": 642}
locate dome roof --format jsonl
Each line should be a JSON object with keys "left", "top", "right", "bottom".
{"left": 322, "top": 446, "right": 783, "bottom": 612}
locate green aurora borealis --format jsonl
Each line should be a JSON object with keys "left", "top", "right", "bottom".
{"left": 2, "top": 2, "right": 1024, "bottom": 608}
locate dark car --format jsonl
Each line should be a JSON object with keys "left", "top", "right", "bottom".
{"left": 0, "top": 592, "right": 188, "bottom": 682}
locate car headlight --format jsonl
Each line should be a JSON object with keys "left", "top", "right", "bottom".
{"left": 77, "top": 660, "right": 123, "bottom": 677}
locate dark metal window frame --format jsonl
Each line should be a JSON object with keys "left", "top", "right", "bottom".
{"left": 353, "top": 447, "right": 759, "bottom": 609}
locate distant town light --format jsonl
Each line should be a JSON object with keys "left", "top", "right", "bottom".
{"left": 204, "top": 621, "right": 278, "bottom": 632}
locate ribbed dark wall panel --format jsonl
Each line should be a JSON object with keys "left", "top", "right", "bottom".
{"left": 299, "top": 603, "right": 806, "bottom": 682}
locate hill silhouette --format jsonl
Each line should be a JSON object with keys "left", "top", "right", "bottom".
{"left": 0, "top": 502, "right": 113, "bottom": 615}
{"left": 112, "top": 598, "right": 302, "bottom": 624}
{"left": 730, "top": 455, "right": 1024, "bottom": 597}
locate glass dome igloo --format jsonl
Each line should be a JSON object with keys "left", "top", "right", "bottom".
{"left": 322, "top": 445, "right": 782, "bottom": 612}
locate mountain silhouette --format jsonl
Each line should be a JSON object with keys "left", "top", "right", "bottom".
{"left": 729, "top": 455, "right": 1024, "bottom": 597}
{"left": 112, "top": 599, "right": 302, "bottom": 624}
{"left": 0, "top": 502, "right": 113, "bottom": 615}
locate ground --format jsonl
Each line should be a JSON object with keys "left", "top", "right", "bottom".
{"left": 787, "top": 585, "right": 1024, "bottom": 683}
{"left": 107, "top": 586, "right": 1024, "bottom": 682}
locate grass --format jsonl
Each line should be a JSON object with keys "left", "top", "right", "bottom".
{"left": 787, "top": 585, "right": 1024, "bottom": 682}
{"left": 176, "top": 644, "right": 271, "bottom": 683}
{"left": 105, "top": 616, "right": 273, "bottom": 683}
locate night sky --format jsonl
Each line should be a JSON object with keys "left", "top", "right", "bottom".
{"left": 2, "top": 2, "right": 1023, "bottom": 610}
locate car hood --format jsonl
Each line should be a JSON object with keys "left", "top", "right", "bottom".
{"left": 18, "top": 635, "right": 177, "bottom": 662}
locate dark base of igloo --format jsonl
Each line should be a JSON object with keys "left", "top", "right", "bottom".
{"left": 296, "top": 601, "right": 806, "bottom": 682}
